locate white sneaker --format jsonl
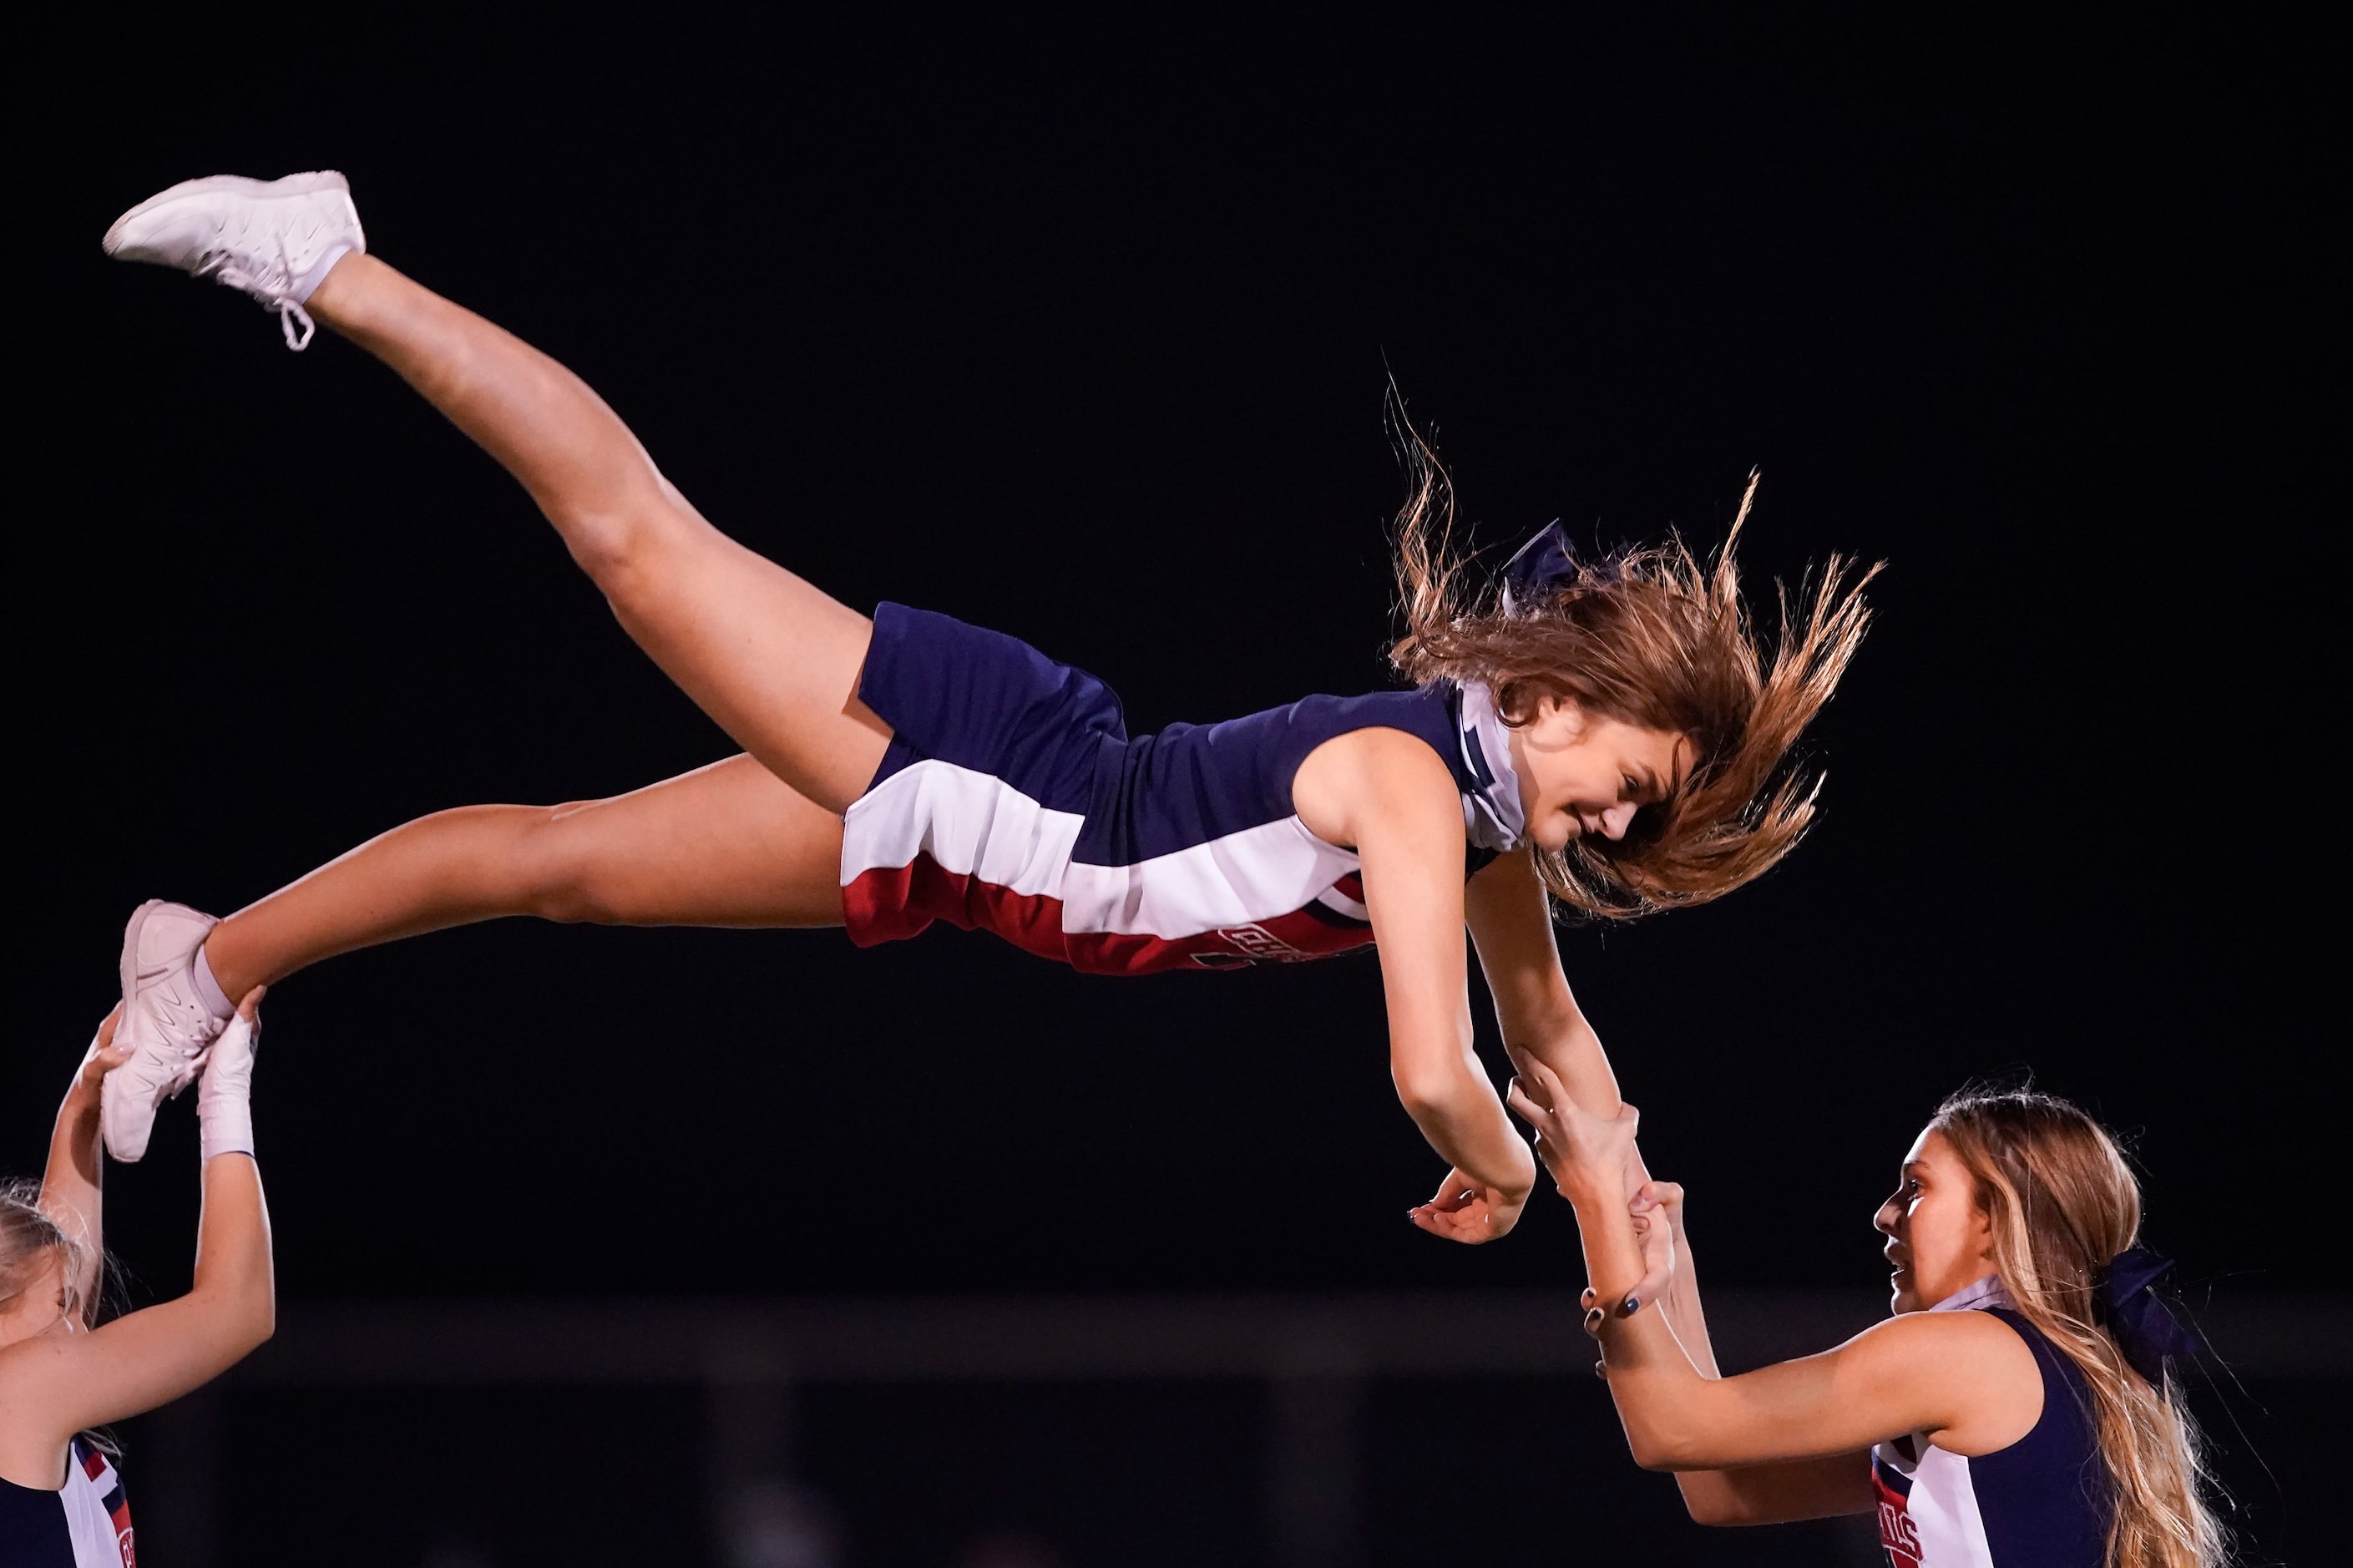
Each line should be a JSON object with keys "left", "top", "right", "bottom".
{"left": 102, "top": 900, "right": 230, "bottom": 1163}
{"left": 103, "top": 171, "right": 366, "bottom": 351}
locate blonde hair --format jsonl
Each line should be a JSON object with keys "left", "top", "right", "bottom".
{"left": 1386, "top": 407, "right": 1877, "bottom": 917}
{"left": 1931, "top": 1090, "right": 2228, "bottom": 1568}
{"left": 0, "top": 1176, "right": 95, "bottom": 1330}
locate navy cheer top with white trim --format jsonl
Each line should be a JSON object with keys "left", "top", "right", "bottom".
{"left": 839, "top": 604, "right": 1526, "bottom": 973}
{"left": 0, "top": 1438, "right": 136, "bottom": 1567}
{"left": 1871, "top": 1277, "right": 2112, "bottom": 1568}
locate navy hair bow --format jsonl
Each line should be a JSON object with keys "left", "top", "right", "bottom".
{"left": 2095, "top": 1245, "right": 2206, "bottom": 1383}
{"left": 1500, "top": 520, "right": 1603, "bottom": 615}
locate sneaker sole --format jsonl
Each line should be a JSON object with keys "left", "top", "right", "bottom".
{"left": 118, "top": 897, "right": 166, "bottom": 1023}
{"left": 107, "top": 898, "right": 170, "bottom": 1161}
{"left": 102, "top": 170, "right": 352, "bottom": 256}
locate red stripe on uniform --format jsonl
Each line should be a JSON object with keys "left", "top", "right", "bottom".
{"left": 845, "top": 858, "right": 1379, "bottom": 974}
{"left": 844, "top": 857, "right": 1070, "bottom": 964}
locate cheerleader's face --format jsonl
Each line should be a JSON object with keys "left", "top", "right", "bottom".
{"left": 1875, "top": 1128, "right": 1999, "bottom": 1314}
{"left": 1510, "top": 697, "right": 1690, "bottom": 853}
{"left": 0, "top": 1247, "right": 68, "bottom": 1348}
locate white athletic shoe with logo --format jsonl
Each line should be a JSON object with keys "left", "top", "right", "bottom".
{"left": 102, "top": 171, "right": 366, "bottom": 350}
{"left": 103, "top": 900, "right": 230, "bottom": 1163}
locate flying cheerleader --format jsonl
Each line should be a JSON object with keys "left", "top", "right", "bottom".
{"left": 96, "top": 172, "right": 1872, "bottom": 1243}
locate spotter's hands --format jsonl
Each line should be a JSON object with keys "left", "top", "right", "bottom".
{"left": 69, "top": 1007, "right": 134, "bottom": 1106}
{"left": 1505, "top": 1056, "right": 1641, "bottom": 1197}
{"left": 1576, "top": 1181, "right": 1683, "bottom": 1334}
{"left": 1623, "top": 1179, "right": 1684, "bottom": 1316}
{"left": 1505, "top": 1055, "right": 1678, "bottom": 1315}
{"left": 1409, "top": 1167, "right": 1529, "bottom": 1244}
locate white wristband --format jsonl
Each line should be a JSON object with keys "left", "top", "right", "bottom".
{"left": 196, "top": 1012, "right": 258, "bottom": 1161}
{"left": 199, "top": 1099, "right": 255, "bottom": 1162}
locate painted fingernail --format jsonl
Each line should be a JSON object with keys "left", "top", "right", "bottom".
{"left": 1621, "top": 1296, "right": 1640, "bottom": 1316}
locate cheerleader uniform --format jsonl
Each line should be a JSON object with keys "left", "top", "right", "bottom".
{"left": 0, "top": 1439, "right": 135, "bottom": 1567}
{"left": 840, "top": 604, "right": 1527, "bottom": 974}
{"left": 1871, "top": 1277, "right": 2113, "bottom": 1568}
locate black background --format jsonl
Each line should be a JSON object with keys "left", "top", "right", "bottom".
{"left": 10, "top": 13, "right": 2337, "bottom": 1565}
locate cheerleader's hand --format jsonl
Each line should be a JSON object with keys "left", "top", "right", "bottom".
{"left": 1569, "top": 1188, "right": 1684, "bottom": 1336}
{"left": 1622, "top": 1181, "right": 1686, "bottom": 1319}
{"left": 1505, "top": 1056, "right": 1641, "bottom": 1202}
{"left": 1409, "top": 1168, "right": 1528, "bottom": 1243}
{"left": 1630, "top": 1179, "right": 1688, "bottom": 1259}
{"left": 68, "top": 1007, "right": 133, "bottom": 1107}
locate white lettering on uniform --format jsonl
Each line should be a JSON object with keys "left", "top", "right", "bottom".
{"left": 1213, "top": 923, "right": 1317, "bottom": 962}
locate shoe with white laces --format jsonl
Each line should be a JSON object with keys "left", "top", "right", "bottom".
{"left": 102, "top": 900, "right": 232, "bottom": 1163}
{"left": 102, "top": 171, "right": 366, "bottom": 351}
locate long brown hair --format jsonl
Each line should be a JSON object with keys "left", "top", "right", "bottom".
{"left": 1386, "top": 406, "right": 1878, "bottom": 917}
{"left": 1931, "top": 1089, "right": 2227, "bottom": 1568}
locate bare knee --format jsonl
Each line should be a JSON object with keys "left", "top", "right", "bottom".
{"left": 554, "top": 483, "right": 706, "bottom": 594}
{"left": 557, "top": 504, "right": 656, "bottom": 588}
{"left": 509, "top": 802, "right": 630, "bottom": 925}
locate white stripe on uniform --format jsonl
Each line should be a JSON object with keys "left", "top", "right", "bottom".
{"left": 841, "top": 758, "right": 1364, "bottom": 938}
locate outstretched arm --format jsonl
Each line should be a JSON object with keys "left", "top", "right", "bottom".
{"left": 40, "top": 1010, "right": 130, "bottom": 1323}
{"left": 2, "top": 994, "right": 275, "bottom": 1441}
{"left": 1508, "top": 1060, "right": 2032, "bottom": 1473}
{"left": 1578, "top": 1182, "right": 1875, "bottom": 1524}
{"left": 1298, "top": 731, "right": 1535, "bottom": 1241}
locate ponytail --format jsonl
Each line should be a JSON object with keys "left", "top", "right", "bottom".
{"left": 1932, "top": 1091, "right": 2228, "bottom": 1568}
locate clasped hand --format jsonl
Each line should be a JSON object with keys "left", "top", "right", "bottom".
{"left": 1505, "top": 1055, "right": 1638, "bottom": 1193}
{"left": 1505, "top": 1055, "right": 1680, "bottom": 1315}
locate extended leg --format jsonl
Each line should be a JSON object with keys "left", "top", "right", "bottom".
{"left": 305, "top": 254, "right": 889, "bottom": 812}
{"left": 201, "top": 756, "right": 843, "bottom": 997}
{"left": 98, "top": 176, "right": 892, "bottom": 1160}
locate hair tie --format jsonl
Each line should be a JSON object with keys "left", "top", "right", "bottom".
{"left": 1500, "top": 522, "right": 1612, "bottom": 614}
{"left": 2094, "top": 1244, "right": 2205, "bottom": 1383}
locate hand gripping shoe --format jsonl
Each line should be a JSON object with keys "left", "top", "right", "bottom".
{"left": 102, "top": 900, "right": 230, "bottom": 1162}
{"left": 103, "top": 171, "right": 366, "bottom": 350}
